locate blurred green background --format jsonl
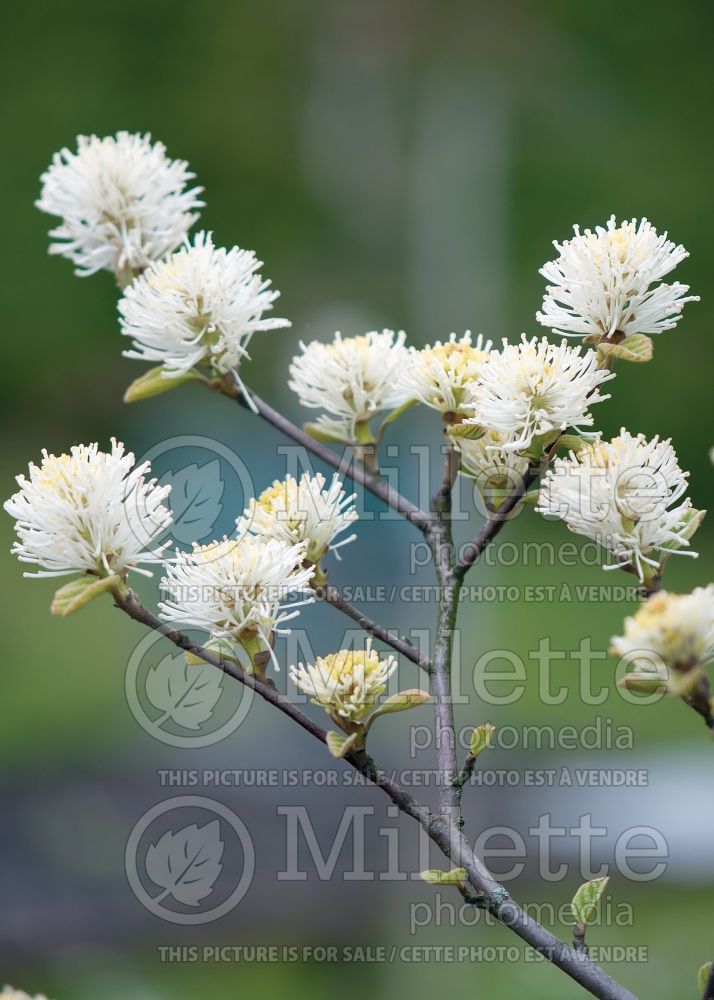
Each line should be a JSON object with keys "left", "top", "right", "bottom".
{"left": 1, "top": 2, "right": 713, "bottom": 999}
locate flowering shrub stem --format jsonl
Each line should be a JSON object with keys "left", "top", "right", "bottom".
{"left": 25, "top": 163, "right": 705, "bottom": 1000}
{"left": 219, "top": 378, "right": 433, "bottom": 531}
{"left": 112, "top": 583, "right": 637, "bottom": 1000}
{"left": 319, "top": 584, "right": 431, "bottom": 672}
{"left": 455, "top": 460, "right": 542, "bottom": 577}
{"left": 428, "top": 448, "right": 463, "bottom": 828}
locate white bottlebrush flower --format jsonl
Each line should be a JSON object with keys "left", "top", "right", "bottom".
{"left": 288, "top": 330, "right": 414, "bottom": 441}
{"left": 240, "top": 472, "right": 357, "bottom": 563}
{"left": 450, "top": 428, "right": 530, "bottom": 490}
{"left": 159, "top": 535, "right": 314, "bottom": 664}
{"left": 537, "top": 215, "right": 698, "bottom": 340}
{"left": 611, "top": 587, "right": 714, "bottom": 681}
{"left": 119, "top": 231, "right": 290, "bottom": 378}
{"left": 290, "top": 639, "right": 397, "bottom": 728}
{"left": 37, "top": 132, "right": 203, "bottom": 280}
{"left": 536, "top": 429, "right": 703, "bottom": 581}
{"left": 464, "top": 335, "right": 613, "bottom": 451}
{"left": 402, "top": 331, "right": 492, "bottom": 418}
{"left": 4, "top": 440, "right": 172, "bottom": 579}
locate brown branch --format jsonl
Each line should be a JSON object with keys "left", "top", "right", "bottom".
{"left": 455, "top": 453, "right": 547, "bottom": 579}
{"left": 214, "top": 377, "right": 432, "bottom": 533}
{"left": 453, "top": 750, "right": 478, "bottom": 791}
{"left": 429, "top": 446, "right": 463, "bottom": 828}
{"left": 111, "top": 586, "right": 638, "bottom": 1000}
{"left": 317, "top": 583, "right": 432, "bottom": 673}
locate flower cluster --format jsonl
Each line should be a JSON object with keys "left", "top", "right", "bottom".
{"left": 464, "top": 335, "right": 614, "bottom": 452}
{"left": 9, "top": 133, "right": 710, "bottom": 748}
{"left": 290, "top": 640, "right": 397, "bottom": 729}
{"left": 449, "top": 428, "right": 530, "bottom": 496}
{"left": 288, "top": 330, "right": 413, "bottom": 442}
{"left": 611, "top": 586, "right": 714, "bottom": 678}
{"left": 4, "top": 440, "right": 172, "bottom": 579}
{"left": 120, "top": 231, "right": 290, "bottom": 378}
{"left": 537, "top": 215, "right": 698, "bottom": 342}
{"left": 159, "top": 535, "right": 314, "bottom": 669}
{"left": 402, "top": 331, "right": 491, "bottom": 419}
{"left": 37, "top": 132, "right": 203, "bottom": 281}
{"left": 536, "top": 429, "right": 703, "bottom": 582}
{"left": 240, "top": 472, "right": 357, "bottom": 564}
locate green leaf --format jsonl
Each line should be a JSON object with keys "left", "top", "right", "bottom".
{"left": 525, "top": 430, "right": 560, "bottom": 461}
{"left": 420, "top": 868, "right": 468, "bottom": 886}
{"left": 448, "top": 422, "right": 485, "bottom": 441}
{"left": 617, "top": 671, "right": 666, "bottom": 695}
{"left": 666, "top": 508, "right": 707, "bottom": 553}
{"left": 325, "top": 731, "right": 360, "bottom": 758}
{"left": 124, "top": 366, "right": 200, "bottom": 403}
{"left": 698, "top": 963, "right": 712, "bottom": 996}
{"left": 51, "top": 574, "right": 122, "bottom": 617}
{"left": 598, "top": 334, "right": 653, "bottom": 363}
{"left": 556, "top": 434, "right": 591, "bottom": 455}
{"left": 354, "top": 419, "right": 376, "bottom": 445}
{"left": 571, "top": 876, "right": 609, "bottom": 927}
{"left": 304, "top": 423, "right": 352, "bottom": 445}
{"left": 184, "top": 638, "right": 237, "bottom": 666}
{"left": 470, "top": 723, "right": 496, "bottom": 758}
{"left": 365, "top": 689, "right": 431, "bottom": 730}
{"left": 522, "top": 489, "right": 541, "bottom": 508}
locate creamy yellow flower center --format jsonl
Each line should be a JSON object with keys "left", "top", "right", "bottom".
{"left": 319, "top": 649, "right": 384, "bottom": 687}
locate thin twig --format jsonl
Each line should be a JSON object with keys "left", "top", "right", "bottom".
{"left": 455, "top": 452, "right": 548, "bottom": 579}
{"left": 429, "top": 446, "right": 463, "bottom": 829}
{"left": 112, "top": 587, "right": 638, "bottom": 1000}
{"left": 214, "top": 377, "right": 432, "bottom": 533}
{"left": 452, "top": 751, "right": 478, "bottom": 791}
{"left": 318, "top": 583, "right": 432, "bottom": 673}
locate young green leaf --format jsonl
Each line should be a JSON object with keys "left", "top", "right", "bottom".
{"left": 304, "top": 423, "right": 352, "bottom": 445}
{"left": 665, "top": 508, "right": 707, "bottom": 552}
{"left": 571, "top": 876, "right": 609, "bottom": 927}
{"left": 470, "top": 723, "right": 496, "bottom": 758}
{"left": 448, "top": 422, "right": 486, "bottom": 441}
{"left": 555, "top": 434, "right": 590, "bottom": 455}
{"left": 618, "top": 671, "right": 667, "bottom": 695}
{"left": 597, "top": 334, "right": 653, "bottom": 364}
{"left": 325, "top": 731, "right": 360, "bottom": 758}
{"left": 365, "top": 690, "right": 431, "bottom": 730}
{"left": 124, "top": 365, "right": 200, "bottom": 403}
{"left": 184, "top": 638, "right": 238, "bottom": 666}
{"left": 698, "top": 962, "right": 712, "bottom": 996}
{"left": 420, "top": 868, "right": 468, "bottom": 886}
{"left": 51, "top": 573, "right": 122, "bottom": 617}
